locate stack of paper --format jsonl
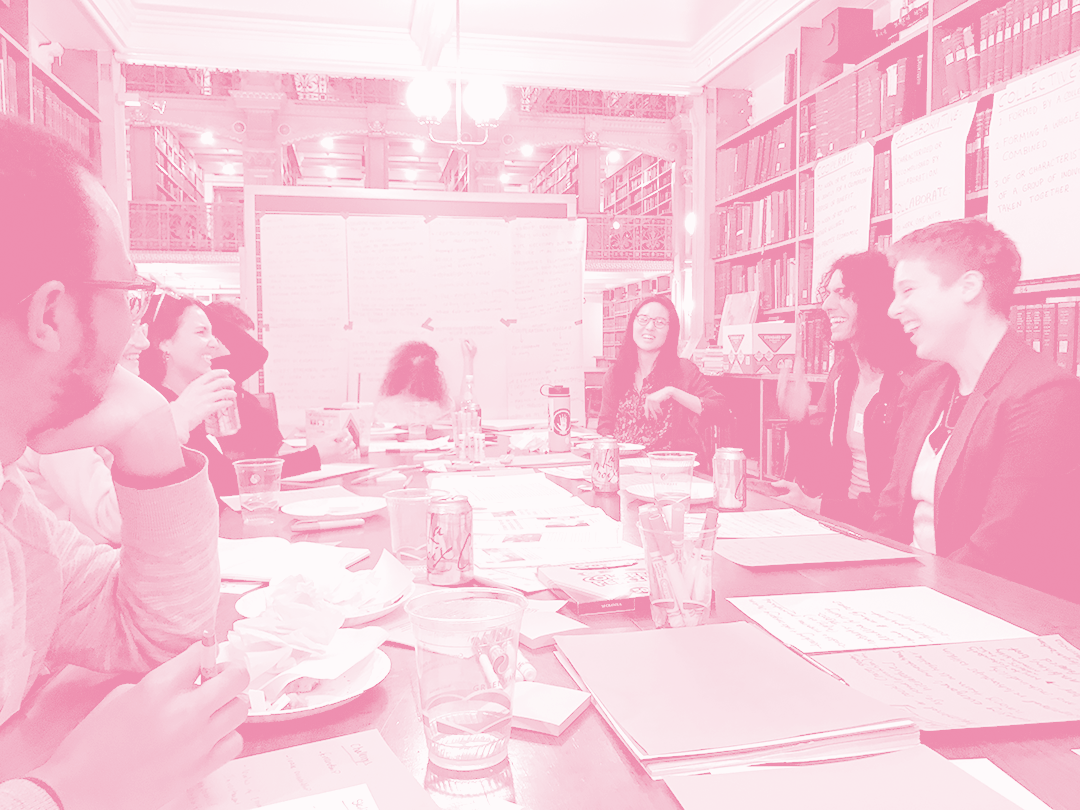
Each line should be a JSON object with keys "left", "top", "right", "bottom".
{"left": 555, "top": 622, "right": 919, "bottom": 778}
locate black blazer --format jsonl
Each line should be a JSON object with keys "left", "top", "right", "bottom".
{"left": 874, "top": 331, "right": 1080, "bottom": 602}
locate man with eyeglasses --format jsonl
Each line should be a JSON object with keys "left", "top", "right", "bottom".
{"left": 0, "top": 119, "right": 248, "bottom": 809}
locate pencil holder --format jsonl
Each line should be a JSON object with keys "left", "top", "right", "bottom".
{"left": 638, "top": 506, "right": 715, "bottom": 629}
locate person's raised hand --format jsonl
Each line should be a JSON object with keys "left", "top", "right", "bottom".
{"left": 170, "top": 370, "right": 237, "bottom": 442}
{"left": 29, "top": 640, "right": 249, "bottom": 810}
{"left": 29, "top": 366, "right": 184, "bottom": 479}
{"left": 776, "top": 361, "right": 812, "bottom": 422}
{"left": 642, "top": 386, "right": 672, "bottom": 419}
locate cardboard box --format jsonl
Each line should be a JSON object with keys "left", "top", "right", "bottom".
{"left": 751, "top": 322, "right": 796, "bottom": 374}
{"left": 721, "top": 324, "right": 754, "bottom": 374}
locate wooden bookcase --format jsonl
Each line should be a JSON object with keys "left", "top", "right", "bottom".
{"left": 130, "top": 125, "right": 204, "bottom": 203}
{"left": 529, "top": 144, "right": 578, "bottom": 195}
{"left": 599, "top": 275, "right": 672, "bottom": 368}
{"left": 603, "top": 152, "right": 672, "bottom": 215}
{"left": 440, "top": 148, "right": 469, "bottom": 192}
{"left": 702, "top": 0, "right": 1080, "bottom": 477}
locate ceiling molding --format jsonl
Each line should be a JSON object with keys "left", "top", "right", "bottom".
{"left": 73, "top": 0, "right": 134, "bottom": 51}
{"left": 689, "top": 0, "right": 818, "bottom": 86}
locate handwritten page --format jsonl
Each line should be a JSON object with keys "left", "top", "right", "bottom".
{"left": 164, "top": 729, "right": 437, "bottom": 810}
{"left": 715, "top": 534, "right": 914, "bottom": 568}
{"left": 728, "top": 586, "right": 1034, "bottom": 654}
{"left": 714, "top": 508, "right": 836, "bottom": 538}
{"left": 256, "top": 785, "right": 378, "bottom": 810}
{"left": 811, "top": 142, "right": 874, "bottom": 300}
{"left": 817, "top": 635, "right": 1080, "bottom": 731}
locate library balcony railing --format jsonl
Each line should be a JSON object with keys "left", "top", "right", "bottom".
{"left": 585, "top": 215, "right": 672, "bottom": 261}
{"left": 129, "top": 202, "right": 243, "bottom": 252}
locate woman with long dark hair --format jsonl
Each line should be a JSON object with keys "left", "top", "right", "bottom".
{"left": 375, "top": 341, "right": 452, "bottom": 428}
{"left": 776, "top": 251, "right": 920, "bottom": 528}
{"left": 597, "top": 294, "right": 725, "bottom": 461}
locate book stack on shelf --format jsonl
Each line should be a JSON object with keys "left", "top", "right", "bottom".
{"left": 440, "top": 149, "right": 469, "bottom": 192}
{"left": 529, "top": 144, "right": 578, "bottom": 195}
{"left": 967, "top": 106, "right": 992, "bottom": 194}
{"left": 1011, "top": 299, "right": 1080, "bottom": 374}
{"left": 714, "top": 251, "right": 796, "bottom": 313}
{"left": 715, "top": 114, "right": 795, "bottom": 198}
{"left": 796, "top": 307, "right": 833, "bottom": 376}
{"left": 603, "top": 153, "right": 673, "bottom": 216}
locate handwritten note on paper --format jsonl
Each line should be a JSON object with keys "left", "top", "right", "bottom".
{"left": 811, "top": 142, "right": 874, "bottom": 299}
{"left": 715, "top": 533, "right": 914, "bottom": 568}
{"left": 714, "top": 508, "right": 836, "bottom": 538}
{"left": 257, "top": 785, "right": 378, "bottom": 810}
{"left": 728, "top": 586, "right": 1034, "bottom": 654}
{"left": 816, "top": 635, "right": 1080, "bottom": 732}
{"left": 165, "top": 729, "right": 437, "bottom": 810}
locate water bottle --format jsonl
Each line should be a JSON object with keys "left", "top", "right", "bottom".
{"left": 541, "top": 384, "right": 571, "bottom": 453}
{"left": 454, "top": 374, "right": 483, "bottom": 462}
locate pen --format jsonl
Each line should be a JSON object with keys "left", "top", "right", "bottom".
{"left": 200, "top": 629, "right": 219, "bottom": 683}
{"left": 516, "top": 651, "right": 537, "bottom": 682}
{"left": 291, "top": 517, "right": 366, "bottom": 533}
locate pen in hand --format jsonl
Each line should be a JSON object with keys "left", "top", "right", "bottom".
{"left": 200, "top": 629, "right": 219, "bottom": 683}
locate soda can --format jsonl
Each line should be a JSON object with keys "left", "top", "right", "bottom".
{"left": 427, "top": 495, "right": 474, "bottom": 586}
{"left": 205, "top": 399, "right": 241, "bottom": 437}
{"left": 591, "top": 438, "right": 620, "bottom": 493}
{"left": 712, "top": 447, "right": 747, "bottom": 511}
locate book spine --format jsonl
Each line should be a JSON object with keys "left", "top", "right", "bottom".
{"left": 1056, "top": 301, "right": 1077, "bottom": 372}
{"left": 1042, "top": 302, "right": 1057, "bottom": 361}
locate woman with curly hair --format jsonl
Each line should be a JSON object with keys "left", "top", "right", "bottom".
{"left": 775, "top": 251, "right": 920, "bottom": 529}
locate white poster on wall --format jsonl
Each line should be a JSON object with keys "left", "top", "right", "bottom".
{"left": 988, "top": 53, "right": 1080, "bottom": 280}
{"left": 812, "top": 142, "right": 874, "bottom": 300}
{"left": 892, "top": 101, "right": 977, "bottom": 241}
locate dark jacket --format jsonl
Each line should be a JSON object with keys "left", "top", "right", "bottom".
{"left": 787, "top": 352, "right": 920, "bottom": 527}
{"left": 874, "top": 331, "right": 1080, "bottom": 602}
{"left": 598, "top": 358, "right": 726, "bottom": 463}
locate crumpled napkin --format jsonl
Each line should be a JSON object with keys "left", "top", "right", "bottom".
{"left": 261, "top": 550, "right": 413, "bottom": 620}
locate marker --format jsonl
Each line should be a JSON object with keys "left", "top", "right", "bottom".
{"left": 200, "top": 629, "right": 219, "bottom": 683}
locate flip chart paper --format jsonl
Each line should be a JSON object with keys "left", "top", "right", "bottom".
{"left": 715, "top": 533, "right": 914, "bottom": 567}
{"left": 728, "top": 586, "right": 1033, "bottom": 654}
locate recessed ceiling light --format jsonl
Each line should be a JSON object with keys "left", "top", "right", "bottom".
{"left": 320, "top": 136, "right": 334, "bottom": 150}
{"left": 412, "top": 139, "right": 426, "bottom": 154}
{"left": 200, "top": 131, "right": 214, "bottom": 145}
{"left": 520, "top": 143, "right": 534, "bottom": 158}
{"left": 222, "top": 163, "right": 236, "bottom": 175}
{"left": 606, "top": 150, "right": 624, "bottom": 165}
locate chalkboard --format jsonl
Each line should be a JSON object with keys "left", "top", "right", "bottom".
{"left": 243, "top": 187, "right": 586, "bottom": 429}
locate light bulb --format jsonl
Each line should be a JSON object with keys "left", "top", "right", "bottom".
{"left": 520, "top": 143, "right": 535, "bottom": 158}
{"left": 406, "top": 72, "right": 452, "bottom": 123}
{"left": 200, "top": 131, "right": 214, "bottom": 145}
{"left": 222, "top": 163, "right": 236, "bottom": 175}
{"left": 462, "top": 77, "right": 507, "bottom": 125}
{"left": 684, "top": 211, "right": 697, "bottom": 236}
{"left": 320, "top": 136, "right": 334, "bottom": 149}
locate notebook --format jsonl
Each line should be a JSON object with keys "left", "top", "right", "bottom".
{"left": 555, "top": 622, "right": 918, "bottom": 778}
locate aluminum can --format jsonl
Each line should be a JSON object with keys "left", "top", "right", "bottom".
{"left": 427, "top": 495, "right": 474, "bottom": 586}
{"left": 591, "top": 438, "right": 620, "bottom": 493}
{"left": 712, "top": 447, "right": 747, "bottom": 511}
{"left": 204, "top": 399, "right": 241, "bottom": 437}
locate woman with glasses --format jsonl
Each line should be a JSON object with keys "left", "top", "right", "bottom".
{"left": 598, "top": 295, "right": 725, "bottom": 461}
{"left": 774, "top": 251, "right": 919, "bottom": 529}
{"left": 140, "top": 294, "right": 349, "bottom": 497}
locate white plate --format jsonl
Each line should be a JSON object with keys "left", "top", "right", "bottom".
{"left": 573, "top": 441, "right": 646, "bottom": 456}
{"left": 245, "top": 649, "right": 391, "bottom": 723}
{"left": 280, "top": 495, "right": 386, "bottom": 518}
{"left": 235, "top": 583, "right": 414, "bottom": 626}
{"left": 625, "top": 480, "right": 715, "bottom": 504}
{"left": 621, "top": 457, "right": 701, "bottom": 473}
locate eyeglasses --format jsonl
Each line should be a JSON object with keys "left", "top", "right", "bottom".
{"left": 635, "top": 314, "right": 670, "bottom": 330}
{"left": 75, "top": 278, "right": 158, "bottom": 321}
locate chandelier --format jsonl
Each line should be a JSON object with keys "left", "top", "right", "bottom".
{"left": 406, "top": 0, "right": 507, "bottom": 147}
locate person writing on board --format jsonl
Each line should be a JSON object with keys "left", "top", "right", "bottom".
{"left": 376, "top": 341, "right": 453, "bottom": 432}
{"left": 0, "top": 117, "right": 249, "bottom": 810}
{"left": 598, "top": 295, "right": 725, "bottom": 462}
{"left": 139, "top": 293, "right": 352, "bottom": 496}
{"left": 773, "top": 252, "right": 920, "bottom": 530}
{"left": 875, "top": 218, "right": 1080, "bottom": 602}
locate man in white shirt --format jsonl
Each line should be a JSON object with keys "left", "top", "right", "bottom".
{"left": 0, "top": 118, "right": 248, "bottom": 809}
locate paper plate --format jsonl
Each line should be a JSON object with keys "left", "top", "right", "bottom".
{"left": 235, "top": 583, "right": 414, "bottom": 627}
{"left": 244, "top": 650, "right": 391, "bottom": 723}
{"left": 621, "top": 457, "right": 701, "bottom": 473}
{"left": 624, "top": 480, "right": 715, "bottom": 505}
{"left": 573, "top": 440, "right": 646, "bottom": 456}
{"left": 280, "top": 495, "right": 386, "bottom": 518}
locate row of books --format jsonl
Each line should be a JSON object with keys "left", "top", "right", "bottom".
{"left": 797, "top": 307, "right": 833, "bottom": 375}
{"left": 714, "top": 250, "right": 796, "bottom": 313}
{"left": 798, "top": 54, "right": 925, "bottom": 165}
{"left": 1011, "top": 300, "right": 1080, "bottom": 375}
{"left": 712, "top": 188, "right": 796, "bottom": 257}
{"left": 939, "top": 0, "right": 1080, "bottom": 106}
{"left": 33, "top": 78, "right": 93, "bottom": 159}
{"left": 716, "top": 115, "right": 795, "bottom": 199}
{"left": 967, "top": 107, "right": 992, "bottom": 193}
{"left": 870, "top": 150, "right": 893, "bottom": 218}
{"left": 763, "top": 420, "right": 788, "bottom": 480}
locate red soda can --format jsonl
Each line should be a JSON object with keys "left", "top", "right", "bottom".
{"left": 591, "top": 438, "right": 620, "bottom": 493}
{"left": 427, "top": 495, "right": 474, "bottom": 586}
{"left": 205, "top": 399, "right": 241, "bottom": 437}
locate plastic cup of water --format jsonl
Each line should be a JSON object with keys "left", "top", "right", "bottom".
{"left": 385, "top": 488, "right": 447, "bottom": 559}
{"left": 406, "top": 588, "right": 527, "bottom": 771}
{"left": 232, "top": 458, "right": 284, "bottom": 525}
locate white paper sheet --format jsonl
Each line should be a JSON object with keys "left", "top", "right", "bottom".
{"left": 220, "top": 484, "right": 354, "bottom": 512}
{"left": 728, "top": 587, "right": 1034, "bottom": 654}
{"left": 218, "top": 537, "right": 370, "bottom": 582}
{"left": 952, "top": 760, "right": 1052, "bottom": 810}
{"left": 714, "top": 509, "right": 836, "bottom": 538}
{"left": 715, "top": 534, "right": 914, "bottom": 568}
{"left": 283, "top": 462, "right": 374, "bottom": 484}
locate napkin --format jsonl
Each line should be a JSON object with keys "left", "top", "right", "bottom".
{"left": 263, "top": 550, "right": 413, "bottom": 619}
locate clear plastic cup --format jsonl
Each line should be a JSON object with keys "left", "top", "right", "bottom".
{"left": 638, "top": 510, "right": 715, "bottom": 629}
{"left": 647, "top": 450, "right": 696, "bottom": 522}
{"left": 385, "top": 488, "right": 447, "bottom": 559}
{"left": 406, "top": 588, "right": 527, "bottom": 771}
{"left": 232, "top": 458, "right": 284, "bottom": 525}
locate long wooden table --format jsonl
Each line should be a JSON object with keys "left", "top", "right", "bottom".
{"left": 6, "top": 452, "right": 1080, "bottom": 809}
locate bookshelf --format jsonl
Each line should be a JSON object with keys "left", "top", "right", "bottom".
{"left": 129, "top": 125, "right": 205, "bottom": 203}
{"left": 599, "top": 275, "right": 672, "bottom": 368}
{"left": 701, "top": 0, "right": 1080, "bottom": 477}
{"left": 529, "top": 144, "right": 578, "bottom": 195}
{"left": 440, "top": 148, "right": 469, "bottom": 192}
{"left": 603, "top": 153, "right": 673, "bottom": 216}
